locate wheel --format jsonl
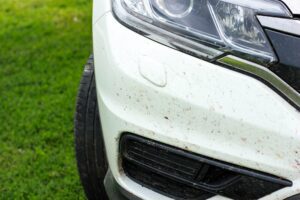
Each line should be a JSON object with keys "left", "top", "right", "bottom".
{"left": 74, "top": 55, "right": 108, "bottom": 200}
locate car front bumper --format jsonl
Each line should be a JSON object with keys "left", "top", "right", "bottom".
{"left": 93, "top": 11, "right": 300, "bottom": 200}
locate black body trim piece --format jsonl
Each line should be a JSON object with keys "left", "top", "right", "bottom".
{"left": 266, "top": 29, "right": 300, "bottom": 70}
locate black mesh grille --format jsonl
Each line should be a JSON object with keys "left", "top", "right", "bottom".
{"left": 120, "top": 134, "right": 292, "bottom": 200}
{"left": 124, "top": 161, "right": 213, "bottom": 199}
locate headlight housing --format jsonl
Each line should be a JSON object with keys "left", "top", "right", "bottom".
{"left": 113, "top": 0, "right": 290, "bottom": 64}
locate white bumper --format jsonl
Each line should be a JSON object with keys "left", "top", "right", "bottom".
{"left": 93, "top": 11, "right": 300, "bottom": 200}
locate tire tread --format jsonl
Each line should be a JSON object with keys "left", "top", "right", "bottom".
{"left": 74, "top": 55, "right": 108, "bottom": 200}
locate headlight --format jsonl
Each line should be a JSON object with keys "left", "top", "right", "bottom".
{"left": 113, "top": 0, "right": 291, "bottom": 64}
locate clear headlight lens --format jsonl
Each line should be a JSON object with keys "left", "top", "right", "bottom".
{"left": 213, "top": 2, "right": 269, "bottom": 50}
{"left": 154, "top": 0, "right": 194, "bottom": 18}
{"left": 113, "top": 0, "right": 291, "bottom": 64}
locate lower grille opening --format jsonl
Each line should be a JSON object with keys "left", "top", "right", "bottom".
{"left": 120, "top": 133, "right": 292, "bottom": 199}
{"left": 124, "top": 161, "right": 214, "bottom": 199}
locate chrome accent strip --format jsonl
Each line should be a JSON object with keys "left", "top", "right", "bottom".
{"left": 258, "top": 15, "right": 300, "bottom": 36}
{"left": 218, "top": 55, "right": 300, "bottom": 109}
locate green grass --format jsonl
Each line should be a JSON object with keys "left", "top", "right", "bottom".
{"left": 0, "top": 0, "right": 92, "bottom": 198}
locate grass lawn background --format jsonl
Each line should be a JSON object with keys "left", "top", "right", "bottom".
{"left": 0, "top": 0, "right": 92, "bottom": 198}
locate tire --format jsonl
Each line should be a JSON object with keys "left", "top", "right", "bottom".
{"left": 74, "top": 55, "right": 108, "bottom": 200}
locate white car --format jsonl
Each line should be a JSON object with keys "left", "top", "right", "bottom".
{"left": 74, "top": 0, "right": 300, "bottom": 199}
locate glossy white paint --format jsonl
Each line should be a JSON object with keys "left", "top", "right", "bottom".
{"left": 281, "top": 0, "right": 300, "bottom": 15}
{"left": 92, "top": 0, "right": 111, "bottom": 24}
{"left": 93, "top": 2, "right": 300, "bottom": 200}
{"left": 258, "top": 15, "right": 300, "bottom": 36}
{"left": 138, "top": 56, "right": 167, "bottom": 87}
